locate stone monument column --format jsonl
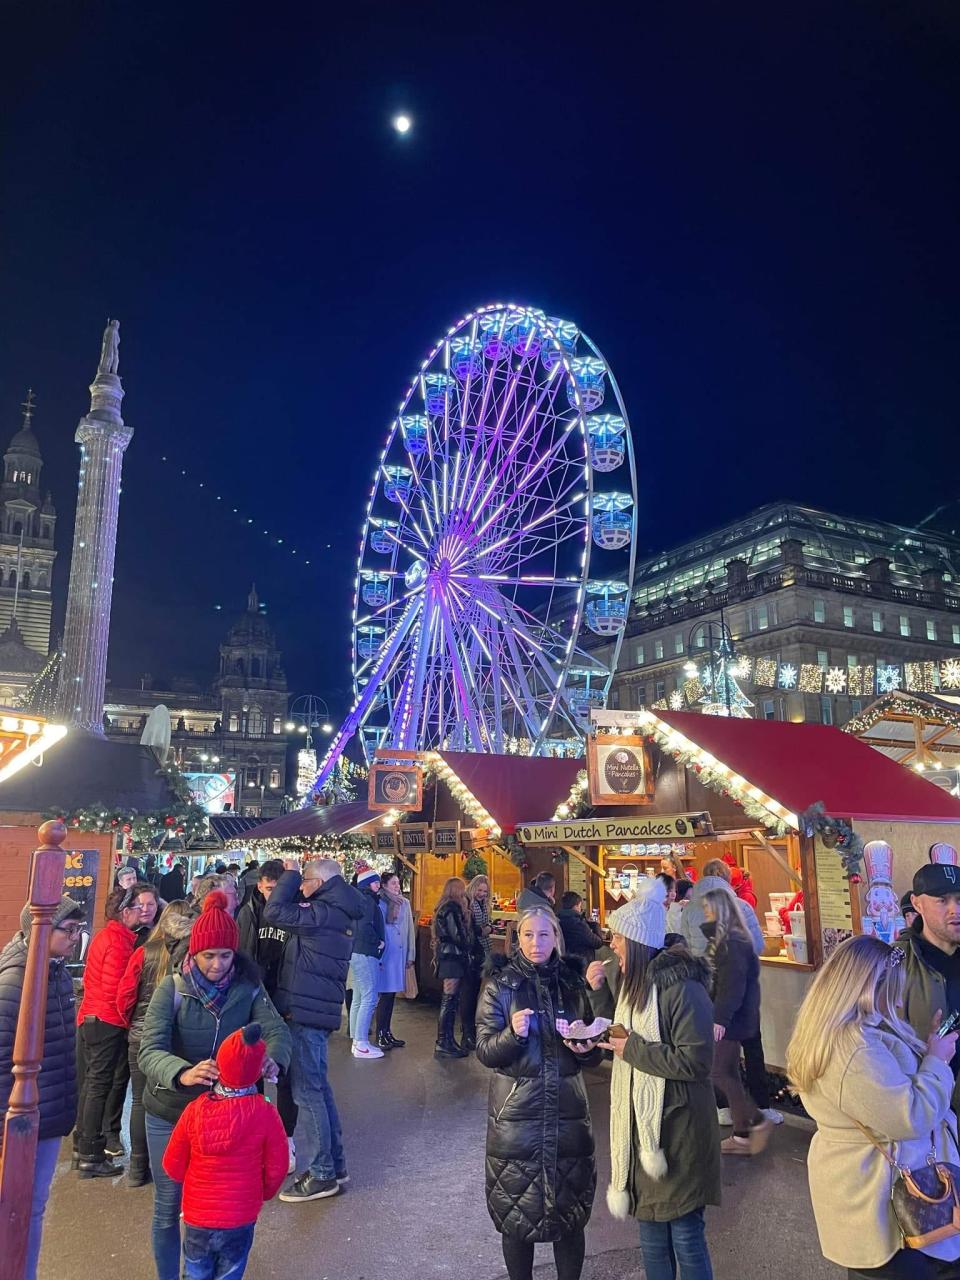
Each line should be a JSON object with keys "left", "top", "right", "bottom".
{"left": 53, "top": 319, "right": 134, "bottom": 733}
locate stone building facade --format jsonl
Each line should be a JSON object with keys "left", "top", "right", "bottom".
{"left": 0, "top": 393, "right": 57, "bottom": 658}
{"left": 103, "top": 587, "right": 291, "bottom": 815}
{"left": 597, "top": 503, "right": 960, "bottom": 726}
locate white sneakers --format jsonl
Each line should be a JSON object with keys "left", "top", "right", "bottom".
{"left": 287, "top": 1137, "right": 296, "bottom": 1175}
{"left": 351, "top": 1041, "right": 384, "bottom": 1060}
{"left": 717, "top": 1105, "right": 784, "bottom": 1126}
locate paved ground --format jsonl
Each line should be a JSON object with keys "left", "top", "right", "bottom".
{"left": 38, "top": 1002, "right": 841, "bottom": 1279}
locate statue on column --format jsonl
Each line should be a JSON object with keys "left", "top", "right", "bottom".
{"left": 98, "top": 318, "right": 120, "bottom": 376}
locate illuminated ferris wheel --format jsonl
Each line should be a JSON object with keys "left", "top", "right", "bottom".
{"left": 312, "top": 303, "right": 638, "bottom": 792}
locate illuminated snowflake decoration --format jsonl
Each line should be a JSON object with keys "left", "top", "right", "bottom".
{"left": 825, "top": 667, "right": 847, "bottom": 695}
{"left": 942, "top": 659, "right": 960, "bottom": 689}
{"left": 668, "top": 690, "right": 684, "bottom": 710}
{"left": 876, "top": 664, "right": 902, "bottom": 694}
{"left": 778, "top": 663, "right": 798, "bottom": 690}
{"left": 730, "top": 656, "right": 753, "bottom": 680}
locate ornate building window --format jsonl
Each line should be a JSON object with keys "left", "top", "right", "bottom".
{"left": 270, "top": 768, "right": 280, "bottom": 787}
{"left": 247, "top": 705, "right": 263, "bottom": 736}
{"left": 272, "top": 716, "right": 282, "bottom": 734}
{"left": 229, "top": 713, "right": 239, "bottom": 732}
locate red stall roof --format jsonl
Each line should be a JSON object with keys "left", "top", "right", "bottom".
{"left": 244, "top": 800, "right": 382, "bottom": 842}
{"left": 436, "top": 751, "right": 582, "bottom": 834}
{"left": 655, "top": 710, "right": 960, "bottom": 824}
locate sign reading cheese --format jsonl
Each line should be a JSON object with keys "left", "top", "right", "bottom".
{"left": 516, "top": 813, "right": 713, "bottom": 844}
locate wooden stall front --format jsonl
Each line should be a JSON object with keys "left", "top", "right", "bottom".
{"left": 518, "top": 709, "right": 960, "bottom": 1070}
{"left": 390, "top": 750, "right": 584, "bottom": 999}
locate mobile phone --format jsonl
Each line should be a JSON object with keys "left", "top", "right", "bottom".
{"left": 936, "top": 1010, "right": 960, "bottom": 1039}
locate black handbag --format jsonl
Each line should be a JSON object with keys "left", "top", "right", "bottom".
{"left": 857, "top": 1121, "right": 960, "bottom": 1250}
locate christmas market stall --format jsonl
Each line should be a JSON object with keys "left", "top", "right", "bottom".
{"left": 0, "top": 725, "right": 205, "bottom": 948}
{"left": 845, "top": 690, "right": 960, "bottom": 796}
{"left": 515, "top": 708, "right": 960, "bottom": 1070}
{"left": 358, "top": 750, "right": 584, "bottom": 996}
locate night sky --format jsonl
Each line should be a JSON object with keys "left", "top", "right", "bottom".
{"left": 2, "top": 2, "right": 958, "bottom": 716}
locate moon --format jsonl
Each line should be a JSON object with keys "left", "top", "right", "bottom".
{"left": 392, "top": 113, "right": 412, "bottom": 135}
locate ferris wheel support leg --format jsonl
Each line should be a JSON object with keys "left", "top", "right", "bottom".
{"left": 308, "top": 598, "right": 422, "bottom": 798}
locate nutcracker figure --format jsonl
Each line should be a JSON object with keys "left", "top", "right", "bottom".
{"left": 861, "top": 840, "right": 904, "bottom": 944}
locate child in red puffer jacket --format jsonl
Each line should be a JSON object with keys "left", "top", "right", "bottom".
{"left": 163, "top": 1022, "right": 288, "bottom": 1279}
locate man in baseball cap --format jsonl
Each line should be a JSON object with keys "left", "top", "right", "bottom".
{"left": 895, "top": 862, "right": 960, "bottom": 1102}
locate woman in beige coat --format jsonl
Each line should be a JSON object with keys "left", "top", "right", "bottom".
{"left": 787, "top": 934, "right": 960, "bottom": 1279}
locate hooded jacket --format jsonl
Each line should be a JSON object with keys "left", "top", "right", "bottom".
{"left": 589, "top": 947, "right": 721, "bottom": 1222}
{"left": 262, "top": 870, "right": 365, "bottom": 1030}
{"left": 76, "top": 917, "right": 138, "bottom": 1027}
{"left": 138, "top": 952, "right": 291, "bottom": 1126}
{"left": 0, "top": 907, "right": 79, "bottom": 1141}
{"left": 476, "top": 951, "right": 599, "bottom": 1243}
{"left": 163, "top": 1088, "right": 289, "bottom": 1229}
{"left": 237, "top": 890, "right": 288, "bottom": 997}
{"left": 680, "top": 876, "right": 764, "bottom": 958}
{"left": 516, "top": 883, "right": 557, "bottom": 915}
{"left": 116, "top": 912, "right": 195, "bottom": 1037}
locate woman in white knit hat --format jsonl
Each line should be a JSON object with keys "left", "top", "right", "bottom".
{"left": 587, "top": 877, "right": 719, "bottom": 1280}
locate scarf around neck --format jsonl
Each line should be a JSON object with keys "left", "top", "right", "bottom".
{"left": 183, "top": 954, "right": 234, "bottom": 1014}
{"left": 381, "top": 885, "right": 405, "bottom": 925}
{"left": 607, "top": 981, "right": 667, "bottom": 1219}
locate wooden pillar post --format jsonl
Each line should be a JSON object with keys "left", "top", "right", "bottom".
{"left": 0, "top": 820, "right": 68, "bottom": 1280}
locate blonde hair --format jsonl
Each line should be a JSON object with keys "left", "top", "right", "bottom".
{"left": 465, "top": 875, "right": 490, "bottom": 905}
{"left": 700, "top": 887, "right": 750, "bottom": 945}
{"left": 517, "top": 907, "right": 564, "bottom": 957}
{"left": 787, "top": 934, "right": 924, "bottom": 1092}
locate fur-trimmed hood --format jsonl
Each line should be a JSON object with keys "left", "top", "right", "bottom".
{"left": 646, "top": 946, "right": 711, "bottom": 991}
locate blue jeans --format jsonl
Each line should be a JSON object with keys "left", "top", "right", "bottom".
{"left": 290, "top": 1024, "right": 344, "bottom": 1181}
{"left": 25, "top": 1137, "right": 61, "bottom": 1280}
{"left": 184, "top": 1222, "right": 255, "bottom": 1279}
{"left": 348, "top": 953, "right": 379, "bottom": 1043}
{"left": 637, "top": 1208, "right": 714, "bottom": 1280}
{"left": 145, "top": 1112, "right": 182, "bottom": 1280}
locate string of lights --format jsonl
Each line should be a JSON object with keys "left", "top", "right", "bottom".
{"left": 154, "top": 452, "right": 339, "bottom": 574}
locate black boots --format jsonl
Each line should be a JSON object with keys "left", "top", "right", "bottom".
{"left": 76, "top": 1133, "right": 123, "bottom": 1179}
{"left": 377, "top": 1030, "right": 406, "bottom": 1050}
{"left": 434, "top": 993, "right": 468, "bottom": 1060}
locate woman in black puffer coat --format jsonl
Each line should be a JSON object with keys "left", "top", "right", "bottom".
{"left": 432, "top": 877, "right": 475, "bottom": 1060}
{"left": 476, "top": 907, "right": 599, "bottom": 1280}
{"left": 0, "top": 897, "right": 85, "bottom": 1280}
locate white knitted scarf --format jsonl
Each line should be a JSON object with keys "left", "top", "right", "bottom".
{"left": 607, "top": 982, "right": 667, "bottom": 1219}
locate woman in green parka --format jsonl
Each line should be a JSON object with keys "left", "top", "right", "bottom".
{"left": 138, "top": 891, "right": 291, "bottom": 1280}
{"left": 588, "top": 877, "right": 720, "bottom": 1280}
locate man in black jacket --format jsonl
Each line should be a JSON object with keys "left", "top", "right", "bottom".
{"left": 1, "top": 896, "right": 86, "bottom": 1276}
{"left": 557, "top": 891, "right": 605, "bottom": 964}
{"left": 264, "top": 858, "right": 365, "bottom": 1203}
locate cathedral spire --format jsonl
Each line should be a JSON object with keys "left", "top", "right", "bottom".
{"left": 20, "top": 388, "right": 36, "bottom": 427}
{"left": 247, "top": 583, "right": 259, "bottom": 613}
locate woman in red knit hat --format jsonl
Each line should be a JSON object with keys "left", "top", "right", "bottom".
{"left": 163, "top": 1022, "right": 289, "bottom": 1278}
{"left": 139, "top": 891, "right": 291, "bottom": 1280}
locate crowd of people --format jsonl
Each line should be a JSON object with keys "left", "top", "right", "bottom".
{"left": 4, "top": 851, "right": 960, "bottom": 1279}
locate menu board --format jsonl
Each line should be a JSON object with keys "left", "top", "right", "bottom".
{"left": 566, "top": 854, "right": 588, "bottom": 904}
{"left": 813, "top": 835, "right": 854, "bottom": 961}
